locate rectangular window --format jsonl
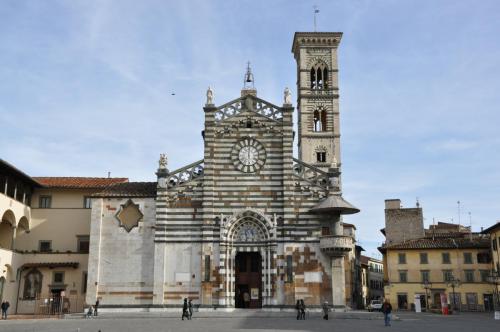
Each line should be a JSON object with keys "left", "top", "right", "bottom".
{"left": 420, "top": 253, "right": 428, "bottom": 264}
{"left": 398, "top": 253, "right": 406, "bottom": 264}
{"left": 316, "top": 152, "right": 326, "bottom": 163}
{"left": 463, "top": 252, "right": 473, "bottom": 264}
{"left": 83, "top": 196, "right": 92, "bottom": 209}
{"left": 399, "top": 270, "right": 407, "bottom": 283}
{"left": 204, "top": 255, "right": 210, "bottom": 282}
{"left": 53, "top": 271, "right": 64, "bottom": 284}
{"left": 77, "top": 236, "right": 90, "bottom": 253}
{"left": 39, "top": 240, "right": 52, "bottom": 252}
{"left": 286, "top": 255, "right": 293, "bottom": 282}
{"left": 321, "top": 227, "right": 330, "bottom": 236}
{"left": 480, "top": 270, "right": 489, "bottom": 282}
{"left": 443, "top": 270, "right": 453, "bottom": 282}
{"left": 39, "top": 195, "right": 52, "bottom": 208}
{"left": 442, "top": 252, "right": 451, "bottom": 264}
{"left": 492, "top": 239, "right": 498, "bottom": 251}
{"left": 421, "top": 270, "right": 430, "bottom": 283}
{"left": 82, "top": 272, "right": 88, "bottom": 294}
{"left": 477, "top": 252, "right": 491, "bottom": 264}
{"left": 464, "top": 270, "right": 474, "bottom": 283}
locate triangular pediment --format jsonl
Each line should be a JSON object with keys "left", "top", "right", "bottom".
{"left": 214, "top": 95, "right": 283, "bottom": 123}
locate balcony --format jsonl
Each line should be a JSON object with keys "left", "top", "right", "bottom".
{"left": 320, "top": 235, "right": 353, "bottom": 256}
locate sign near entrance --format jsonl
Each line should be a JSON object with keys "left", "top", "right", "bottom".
{"left": 251, "top": 288, "right": 259, "bottom": 300}
{"left": 414, "top": 294, "right": 421, "bottom": 313}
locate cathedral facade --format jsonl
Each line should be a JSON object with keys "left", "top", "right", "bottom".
{"left": 85, "top": 32, "right": 360, "bottom": 310}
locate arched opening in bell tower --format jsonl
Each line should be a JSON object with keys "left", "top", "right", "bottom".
{"left": 313, "top": 108, "right": 327, "bottom": 132}
{"left": 310, "top": 63, "right": 329, "bottom": 90}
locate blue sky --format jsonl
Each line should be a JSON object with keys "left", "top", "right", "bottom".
{"left": 1, "top": 0, "right": 499, "bottom": 256}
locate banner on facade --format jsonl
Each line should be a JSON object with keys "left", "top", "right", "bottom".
{"left": 414, "top": 294, "right": 421, "bottom": 313}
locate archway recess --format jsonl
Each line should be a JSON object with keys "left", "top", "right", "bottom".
{"left": 219, "top": 209, "right": 277, "bottom": 308}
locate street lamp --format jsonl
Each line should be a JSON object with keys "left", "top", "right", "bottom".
{"left": 421, "top": 280, "right": 432, "bottom": 311}
{"left": 447, "top": 275, "right": 461, "bottom": 312}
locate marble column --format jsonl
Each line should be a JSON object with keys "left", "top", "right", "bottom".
{"left": 331, "top": 256, "right": 346, "bottom": 308}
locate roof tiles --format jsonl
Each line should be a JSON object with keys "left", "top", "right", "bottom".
{"left": 382, "top": 236, "right": 490, "bottom": 250}
{"left": 33, "top": 177, "right": 128, "bottom": 189}
{"left": 92, "top": 182, "right": 157, "bottom": 198}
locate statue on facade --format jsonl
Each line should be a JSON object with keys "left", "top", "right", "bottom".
{"left": 331, "top": 156, "right": 338, "bottom": 169}
{"left": 159, "top": 153, "right": 168, "bottom": 169}
{"left": 206, "top": 86, "right": 214, "bottom": 105}
{"left": 284, "top": 87, "right": 292, "bottom": 105}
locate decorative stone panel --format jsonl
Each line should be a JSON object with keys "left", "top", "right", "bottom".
{"left": 116, "top": 199, "right": 143, "bottom": 232}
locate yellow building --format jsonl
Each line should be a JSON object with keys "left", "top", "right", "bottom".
{"left": 0, "top": 159, "right": 127, "bottom": 314}
{"left": 482, "top": 222, "right": 500, "bottom": 309}
{"left": 379, "top": 199, "right": 494, "bottom": 312}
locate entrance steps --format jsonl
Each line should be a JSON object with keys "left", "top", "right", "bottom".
{"left": 65, "top": 309, "right": 387, "bottom": 320}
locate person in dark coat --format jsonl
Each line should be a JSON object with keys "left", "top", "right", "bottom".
{"left": 322, "top": 301, "right": 329, "bottom": 320}
{"left": 1, "top": 301, "right": 6, "bottom": 320}
{"left": 299, "top": 299, "right": 306, "bottom": 320}
{"left": 188, "top": 299, "right": 193, "bottom": 320}
{"left": 181, "top": 298, "right": 189, "bottom": 320}
{"left": 1, "top": 301, "right": 9, "bottom": 320}
{"left": 94, "top": 299, "right": 99, "bottom": 316}
{"left": 382, "top": 299, "right": 393, "bottom": 326}
{"left": 295, "top": 300, "right": 301, "bottom": 320}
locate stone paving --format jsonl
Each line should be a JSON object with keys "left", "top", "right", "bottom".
{"left": 0, "top": 311, "right": 498, "bottom": 332}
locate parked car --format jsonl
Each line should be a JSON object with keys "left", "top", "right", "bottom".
{"left": 367, "top": 300, "right": 382, "bottom": 312}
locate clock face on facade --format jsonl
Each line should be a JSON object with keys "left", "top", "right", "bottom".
{"left": 231, "top": 138, "right": 266, "bottom": 173}
{"left": 238, "top": 146, "right": 258, "bottom": 166}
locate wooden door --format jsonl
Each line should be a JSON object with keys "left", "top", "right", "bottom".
{"left": 235, "top": 252, "right": 262, "bottom": 308}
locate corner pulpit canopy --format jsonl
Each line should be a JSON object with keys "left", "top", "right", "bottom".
{"left": 310, "top": 195, "right": 360, "bottom": 215}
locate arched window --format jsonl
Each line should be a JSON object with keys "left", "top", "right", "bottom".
{"left": 310, "top": 68, "right": 316, "bottom": 89}
{"left": 313, "top": 110, "right": 322, "bottom": 131}
{"left": 313, "top": 107, "right": 327, "bottom": 132}
{"left": 310, "top": 63, "right": 329, "bottom": 90}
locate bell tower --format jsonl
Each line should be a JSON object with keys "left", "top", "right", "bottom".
{"left": 292, "top": 32, "right": 343, "bottom": 174}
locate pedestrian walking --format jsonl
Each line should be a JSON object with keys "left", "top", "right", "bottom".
{"left": 94, "top": 299, "right": 99, "bottom": 316}
{"left": 188, "top": 299, "right": 193, "bottom": 320}
{"left": 322, "top": 301, "right": 329, "bottom": 320}
{"left": 243, "top": 291, "right": 250, "bottom": 308}
{"left": 1, "top": 301, "right": 8, "bottom": 320}
{"left": 86, "top": 305, "right": 94, "bottom": 319}
{"left": 299, "top": 299, "right": 306, "bottom": 320}
{"left": 295, "top": 300, "right": 301, "bottom": 320}
{"left": 382, "top": 299, "right": 392, "bottom": 326}
{"left": 181, "top": 298, "right": 189, "bottom": 320}
{"left": 4, "top": 301, "right": 9, "bottom": 320}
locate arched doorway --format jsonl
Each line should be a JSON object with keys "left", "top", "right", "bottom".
{"left": 219, "top": 209, "right": 277, "bottom": 308}
{"left": 235, "top": 252, "right": 262, "bottom": 308}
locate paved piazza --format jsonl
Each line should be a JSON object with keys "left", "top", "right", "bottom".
{"left": 0, "top": 312, "right": 498, "bottom": 332}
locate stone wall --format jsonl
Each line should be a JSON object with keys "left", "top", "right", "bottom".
{"left": 86, "top": 197, "right": 156, "bottom": 305}
{"left": 384, "top": 200, "right": 424, "bottom": 245}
